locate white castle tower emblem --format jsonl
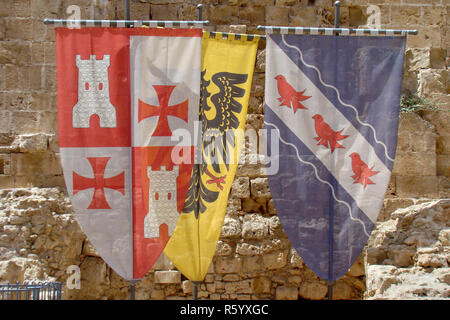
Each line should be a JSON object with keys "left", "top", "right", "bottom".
{"left": 72, "top": 55, "right": 117, "bottom": 128}
{"left": 144, "top": 165, "right": 179, "bottom": 238}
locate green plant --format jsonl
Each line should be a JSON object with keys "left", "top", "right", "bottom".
{"left": 400, "top": 91, "right": 436, "bottom": 113}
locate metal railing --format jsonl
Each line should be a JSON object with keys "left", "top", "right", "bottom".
{"left": 0, "top": 281, "right": 62, "bottom": 300}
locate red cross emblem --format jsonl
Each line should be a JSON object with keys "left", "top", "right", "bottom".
{"left": 72, "top": 157, "right": 125, "bottom": 209}
{"left": 138, "top": 85, "right": 189, "bottom": 137}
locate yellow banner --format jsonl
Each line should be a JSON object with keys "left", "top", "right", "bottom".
{"left": 164, "top": 32, "right": 259, "bottom": 282}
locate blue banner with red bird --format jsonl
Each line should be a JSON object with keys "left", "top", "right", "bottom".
{"left": 264, "top": 33, "right": 406, "bottom": 281}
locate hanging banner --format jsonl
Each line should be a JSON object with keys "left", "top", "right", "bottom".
{"left": 164, "top": 32, "right": 259, "bottom": 282}
{"left": 56, "top": 27, "right": 201, "bottom": 280}
{"left": 264, "top": 34, "right": 405, "bottom": 281}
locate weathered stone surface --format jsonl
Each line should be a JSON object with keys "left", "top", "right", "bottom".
{"left": 154, "top": 271, "right": 181, "bottom": 284}
{"left": 299, "top": 282, "right": 328, "bottom": 300}
{"left": 242, "top": 214, "right": 269, "bottom": 240}
{"left": 252, "top": 276, "right": 271, "bottom": 294}
{"left": 250, "top": 177, "right": 270, "bottom": 198}
{"left": 221, "top": 216, "right": 242, "bottom": 238}
{"left": 366, "top": 200, "right": 450, "bottom": 299}
{"left": 231, "top": 176, "right": 250, "bottom": 199}
{"left": 275, "top": 285, "right": 298, "bottom": 300}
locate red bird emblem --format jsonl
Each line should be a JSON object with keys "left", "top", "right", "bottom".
{"left": 275, "top": 74, "right": 311, "bottom": 113}
{"left": 312, "top": 114, "right": 349, "bottom": 153}
{"left": 350, "top": 153, "right": 379, "bottom": 189}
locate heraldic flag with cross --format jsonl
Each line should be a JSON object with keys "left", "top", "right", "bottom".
{"left": 264, "top": 34, "right": 406, "bottom": 282}
{"left": 56, "top": 27, "right": 201, "bottom": 280}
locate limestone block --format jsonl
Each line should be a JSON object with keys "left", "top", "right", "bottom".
{"left": 417, "top": 253, "right": 448, "bottom": 268}
{"left": 436, "top": 135, "right": 450, "bottom": 155}
{"left": 422, "top": 110, "right": 449, "bottom": 138}
{"left": 223, "top": 274, "right": 239, "bottom": 282}
{"left": 276, "top": 0, "right": 297, "bottom": 5}
{"left": 404, "top": 48, "right": 430, "bottom": 71}
{"left": 422, "top": 7, "right": 446, "bottom": 26}
{"left": 365, "top": 265, "right": 450, "bottom": 299}
{"left": 390, "top": 5, "right": 421, "bottom": 26}
{"left": 252, "top": 276, "right": 271, "bottom": 294}
{"left": 265, "top": 6, "right": 289, "bottom": 26}
{"left": 438, "top": 229, "right": 450, "bottom": 246}
{"left": 130, "top": 2, "right": 151, "bottom": 20}
{"left": 241, "top": 255, "right": 263, "bottom": 273}
{"left": 13, "top": 133, "right": 50, "bottom": 153}
{"left": 79, "top": 257, "right": 110, "bottom": 298}
{"left": 12, "top": 111, "right": 39, "bottom": 134}
{"left": 0, "top": 153, "right": 11, "bottom": 175}
{"left": 431, "top": 268, "right": 450, "bottom": 285}
{"left": 5, "top": 18, "right": 33, "bottom": 41}
{"left": 438, "top": 176, "right": 450, "bottom": 198}
{"left": 406, "top": 26, "right": 441, "bottom": 49}
{"left": 275, "top": 285, "right": 298, "bottom": 300}
{"left": 215, "top": 256, "right": 241, "bottom": 274}
{"left": 154, "top": 270, "right": 181, "bottom": 284}
{"left": 418, "top": 69, "right": 447, "bottom": 97}
{"left": 392, "top": 151, "right": 436, "bottom": 176}
{"left": 215, "top": 240, "right": 233, "bottom": 256}
{"left": 389, "top": 245, "right": 416, "bottom": 267}
{"left": 299, "top": 281, "right": 327, "bottom": 300}
{"left": 429, "top": 48, "right": 446, "bottom": 69}
{"left": 208, "top": 5, "right": 239, "bottom": 25}
{"left": 0, "top": 41, "right": 31, "bottom": 66}
{"left": 11, "top": 152, "right": 62, "bottom": 177}
{"left": 289, "top": 6, "right": 317, "bottom": 27}
{"left": 396, "top": 176, "right": 438, "bottom": 198}
{"left": 379, "top": 198, "right": 415, "bottom": 222}
{"left": 236, "top": 242, "right": 260, "bottom": 256}
{"left": 236, "top": 161, "right": 266, "bottom": 178}
{"left": 221, "top": 216, "right": 242, "bottom": 238}
{"left": 242, "top": 214, "right": 269, "bottom": 239}
{"left": 242, "top": 197, "right": 266, "bottom": 214}
{"left": 181, "top": 280, "right": 193, "bottom": 294}
{"left": 226, "top": 197, "right": 242, "bottom": 214}
{"left": 231, "top": 176, "right": 250, "bottom": 198}
{"left": 0, "top": 175, "right": 14, "bottom": 188}
{"left": 239, "top": 6, "right": 265, "bottom": 25}
{"left": 250, "top": 177, "right": 271, "bottom": 198}
{"left": 262, "top": 250, "right": 288, "bottom": 270}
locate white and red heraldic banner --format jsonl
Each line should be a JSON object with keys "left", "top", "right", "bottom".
{"left": 56, "top": 28, "right": 201, "bottom": 280}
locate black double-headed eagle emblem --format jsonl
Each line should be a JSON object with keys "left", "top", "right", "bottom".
{"left": 182, "top": 70, "right": 248, "bottom": 218}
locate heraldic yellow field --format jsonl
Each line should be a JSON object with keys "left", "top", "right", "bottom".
{"left": 164, "top": 32, "right": 259, "bottom": 282}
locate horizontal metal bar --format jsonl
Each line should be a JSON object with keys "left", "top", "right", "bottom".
{"left": 257, "top": 25, "right": 418, "bottom": 36}
{"left": 207, "top": 31, "right": 266, "bottom": 41}
{"left": 43, "top": 18, "right": 209, "bottom": 28}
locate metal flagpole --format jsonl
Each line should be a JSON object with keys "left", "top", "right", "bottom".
{"left": 125, "top": 0, "right": 130, "bottom": 20}
{"left": 128, "top": 280, "right": 138, "bottom": 300}
{"left": 193, "top": 281, "right": 201, "bottom": 300}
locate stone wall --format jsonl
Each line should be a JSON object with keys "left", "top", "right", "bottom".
{"left": 0, "top": 0, "right": 448, "bottom": 299}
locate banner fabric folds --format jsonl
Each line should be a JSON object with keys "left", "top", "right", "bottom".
{"left": 264, "top": 34, "right": 405, "bottom": 281}
{"left": 164, "top": 32, "right": 259, "bottom": 282}
{"left": 56, "top": 27, "right": 201, "bottom": 280}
